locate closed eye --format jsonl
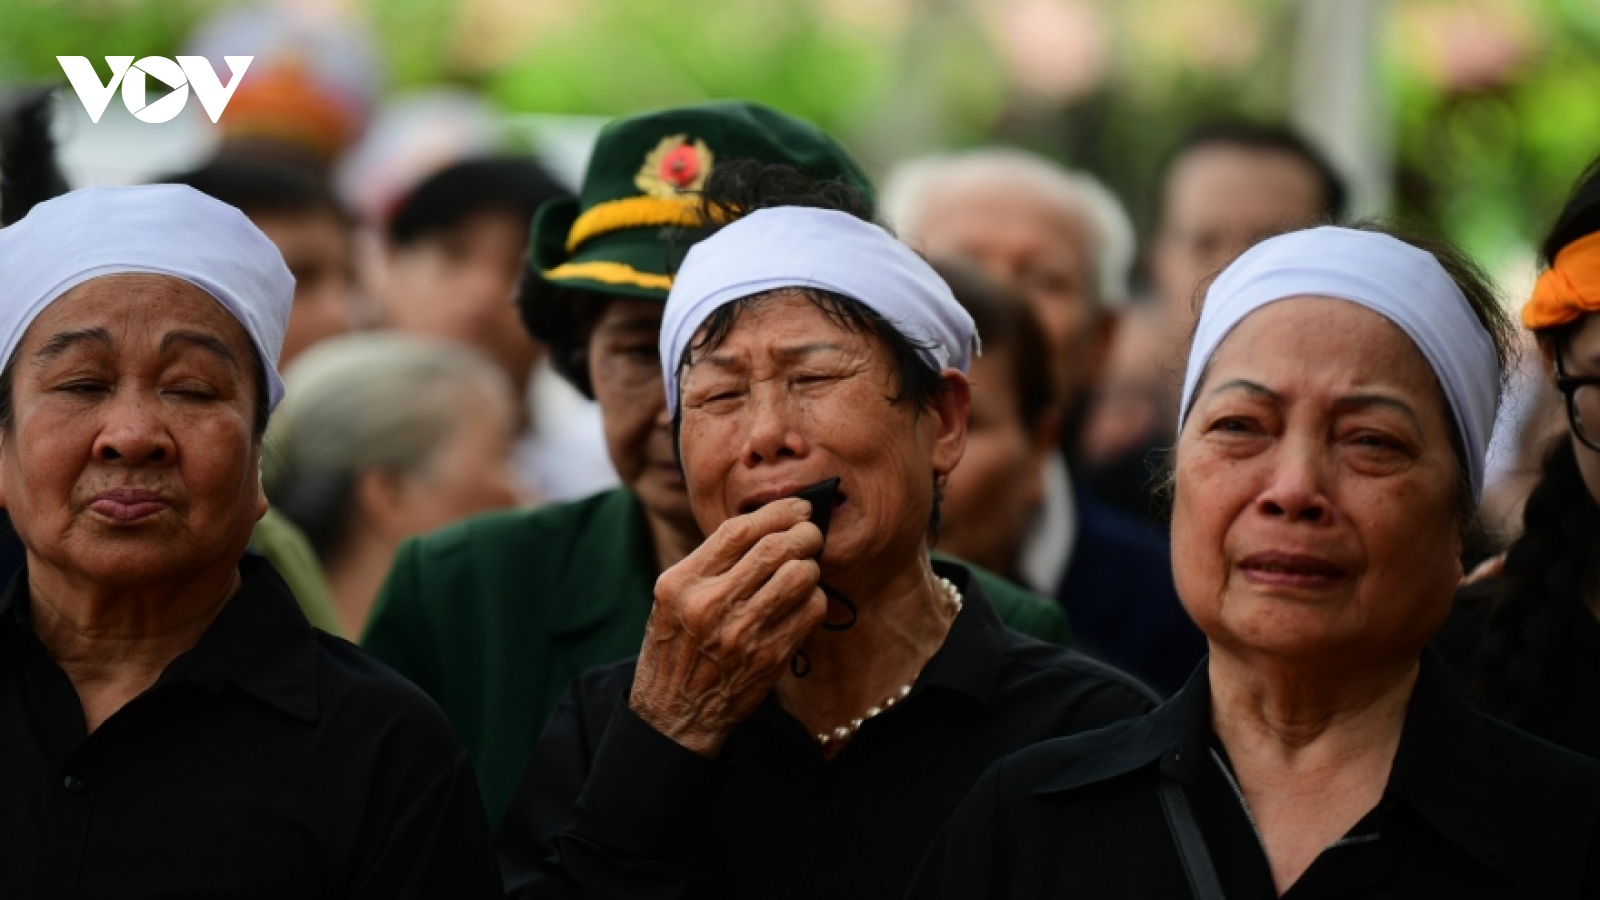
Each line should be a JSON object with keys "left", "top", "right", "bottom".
{"left": 55, "top": 379, "right": 109, "bottom": 395}
{"left": 1347, "top": 431, "right": 1412, "bottom": 455}
{"left": 1208, "top": 416, "right": 1257, "bottom": 434}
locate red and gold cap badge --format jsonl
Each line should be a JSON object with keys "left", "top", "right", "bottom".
{"left": 635, "top": 134, "right": 715, "bottom": 198}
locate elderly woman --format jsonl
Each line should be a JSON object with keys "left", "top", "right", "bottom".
{"left": 494, "top": 167, "right": 1156, "bottom": 898}
{"left": 906, "top": 226, "right": 1600, "bottom": 898}
{"left": 265, "top": 332, "right": 521, "bottom": 638}
{"left": 363, "top": 102, "right": 1067, "bottom": 828}
{"left": 0, "top": 186, "right": 500, "bottom": 897}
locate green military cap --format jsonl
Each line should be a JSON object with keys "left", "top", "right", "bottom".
{"left": 529, "top": 100, "right": 873, "bottom": 301}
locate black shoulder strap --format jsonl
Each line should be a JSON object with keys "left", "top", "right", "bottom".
{"left": 1158, "top": 778, "right": 1227, "bottom": 900}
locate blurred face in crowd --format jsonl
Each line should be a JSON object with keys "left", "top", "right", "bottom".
{"left": 254, "top": 208, "right": 358, "bottom": 367}
{"left": 359, "top": 375, "right": 521, "bottom": 542}
{"left": 1172, "top": 297, "right": 1462, "bottom": 672}
{"left": 380, "top": 210, "right": 539, "bottom": 398}
{"left": 0, "top": 274, "right": 267, "bottom": 589}
{"left": 912, "top": 176, "right": 1108, "bottom": 416}
{"left": 938, "top": 348, "right": 1050, "bottom": 577}
{"left": 1078, "top": 306, "right": 1170, "bottom": 465}
{"left": 587, "top": 298, "right": 695, "bottom": 535}
{"left": 1153, "top": 146, "right": 1328, "bottom": 328}
{"left": 1543, "top": 313, "right": 1600, "bottom": 506}
{"left": 676, "top": 292, "right": 968, "bottom": 593}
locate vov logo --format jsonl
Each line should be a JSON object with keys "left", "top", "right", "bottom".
{"left": 57, "top": 56, "right": 253, "bottom": 124}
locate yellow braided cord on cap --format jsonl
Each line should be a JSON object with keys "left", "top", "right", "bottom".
{"left": 543, "top": 260, "right": 674, "bottom": 291}
{"left": 566, "top": 196, "right": 705, "bottom": 253}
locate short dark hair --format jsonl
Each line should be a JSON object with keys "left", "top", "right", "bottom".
{"left": 158, "top": 156, "right": 345, "bottom": 224}
{"left": 929, "top": 257, "right": 1054, "bottom": 434}
{"left": 1161, "top": 120, "right": 1349, "bottom": 222}
{"left": 0, "top": 342, "right": 271, "bottom": 440}
{"left": 387, "top": 156, "right": 567, "bottom": 247}
{"left": 517, "top": 279, "right": 610, "bottom": 398}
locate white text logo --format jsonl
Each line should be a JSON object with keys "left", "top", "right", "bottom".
{"left": 57, "top": 56, "right": 253, "bottom": 124}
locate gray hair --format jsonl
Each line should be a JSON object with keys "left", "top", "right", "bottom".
{"left": 881, "top": 148, "right": 1135, "bottom": 309}
{"left": 263, "top": 331, "right": 509, "bottom": 558}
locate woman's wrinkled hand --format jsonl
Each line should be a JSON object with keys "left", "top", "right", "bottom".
{"left": 630, "top": 498, "right": 826, "bottom": 757}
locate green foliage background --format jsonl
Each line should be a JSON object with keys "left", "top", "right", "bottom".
{"left": 4, "top": 0, "right": 1599, "bottom": 272}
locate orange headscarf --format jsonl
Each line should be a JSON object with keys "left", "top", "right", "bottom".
{"left": 1524, "top": 230, "right": 1600, "bottom": 331}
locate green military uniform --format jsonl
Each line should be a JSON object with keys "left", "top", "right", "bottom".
{"left": 364, "top": 488, "right": 1064, "bottom": 825}
{"left": 363, "top": 101, "right": 1070, "bottom": 826}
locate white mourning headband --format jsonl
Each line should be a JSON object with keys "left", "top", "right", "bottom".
{"left": 0, "top": 185, "right": 295, "bottom": 409}
{"left": 1179, "top": 226, "right": 1499, "bottom": 500}
{"left": 659, "top": 206, "right": 978, "bottom": 417}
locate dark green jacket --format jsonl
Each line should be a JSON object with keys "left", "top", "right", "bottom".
{"left": 363, "top": 488, "right": 1066, "bottom": 825}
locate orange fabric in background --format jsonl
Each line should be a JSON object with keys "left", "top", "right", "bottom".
{"left": 1525, "top": 231, "right": 1600, "bottom": 331}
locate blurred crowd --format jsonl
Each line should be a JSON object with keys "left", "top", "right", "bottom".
{"left": 4, "top": 6, "right": 1600, "bottom": 897}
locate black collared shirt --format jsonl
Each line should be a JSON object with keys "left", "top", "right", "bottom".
{"left": 906, "top": 648, "right": 1600, "bottom": 899}
{"left": 0, "top": 554, "right": 503, "bottom": 899}
{"left": 495, "top": 561, "right": 1158, "bottom": 899}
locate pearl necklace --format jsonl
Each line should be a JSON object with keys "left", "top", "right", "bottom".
{"left": 814, "top": 577, "right": 963, "bottom": 748}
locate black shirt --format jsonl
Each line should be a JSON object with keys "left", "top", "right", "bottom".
{"left": 1436, "top": 578, "right": 1600, "bottom": 760}
{"left": 496, "top": 561, "right": 1158, "bottom": 899}
{"left": 0, "top": 554, "right": 503, "bottom": 899}
{"left": 906, "top": 648, "right": 1600, "bottom": 899}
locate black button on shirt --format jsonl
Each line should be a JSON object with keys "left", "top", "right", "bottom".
{"left": 0, "top": 554, "right": 503, "bottom": 899}
{"left": 495, "top": 561, "right": 1160, "bottom": 899}
{"left": 906, "top": 648, "right": 1600, "bottom": 899}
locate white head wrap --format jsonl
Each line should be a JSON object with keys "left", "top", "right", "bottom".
{"left": 1179, "top": 225, "right": 1499, "bottom": 500}
{"left": 0, "top": 185, "right": 295, "bottom": 410}
{"left": 660, "top": 206, "right": 977, "bottom": 417}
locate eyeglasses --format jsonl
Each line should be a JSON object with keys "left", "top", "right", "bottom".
{"left": 1554, "top": 345, "right": 1600, "bottom": 452}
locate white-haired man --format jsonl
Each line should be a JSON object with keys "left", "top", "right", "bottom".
{"left": 884, "top": 150, "right": 1203, "bottom": 695}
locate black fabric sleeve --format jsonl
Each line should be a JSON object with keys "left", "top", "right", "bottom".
{"left": 902, "top": 758, "right": 1009, "bottom": 900}
{"left": 349, "top": 751, "right": 503, "bottom": 900}
{"left": 499, "top": 684, "right": 728, "bottom": 899}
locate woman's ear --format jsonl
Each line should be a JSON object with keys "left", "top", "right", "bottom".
{"left": 253, "top": 469, "right": 268, "bottom": 523}
{"left": 930, "top": 369, "right": 972, "bottom": 478}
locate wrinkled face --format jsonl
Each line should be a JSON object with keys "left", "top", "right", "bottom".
{"left": 914, "top": 178, "right": 1100, "bottom": 411}
{"left": 1172, "top": 297, "right": 1463, "bottom": 667}
{"left": 382, "top": 210, "right": 538, "bottom": 391}
{"left": 1547, "top": 312, "right": 1600, "bottom": 505}
{"left": 382, "top": 377, "right": 521, "bottom": 539}
{"left": 1154, "top": 147, "right": 1326, "bottom": 327}
{"left": 676, "top": 292, "right": 967, "bottom": 585}
{"left": 586, "top": 298, "right": 693, "bottom": 530}
{"left": 938, "top": 349, "right": 1046, "bottom": 576}
{"left": 255, "top": 210, "right": 358, "bottom": 367}
{"left": 0, "top": 274, "right": 268, "bottom": 588}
